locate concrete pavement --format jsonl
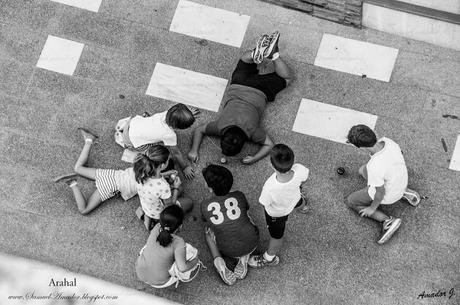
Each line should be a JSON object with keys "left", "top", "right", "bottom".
{"left": 0, "top": 0, "right": 459, "bottom": 304}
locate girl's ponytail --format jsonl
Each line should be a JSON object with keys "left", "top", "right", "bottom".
{"left": 133, "top": 154, "right": 154, "bottom": 184}
{"left": 144, "top": 145, "right": 170, "bottom": 168}
{"left": 157, "top": 227, "right": 173, "bottom": 247}
{"left": 134, "top": 144, "right": 170, "bottom": 185}
{"left": 157, "top": 205, "right": 184, "bottom": 247}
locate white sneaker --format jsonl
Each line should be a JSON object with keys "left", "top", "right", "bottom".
{"left": 234, "top": 254, "right": 249, "bottom": 279}
{"left": 402, "top": 188, "right": 421, "bottom": 207}
{"left": 214, "top": 257, "right": 236, "bottom": 286}
{"left": 377, "top": 217, "right": 401, "bottom": 244}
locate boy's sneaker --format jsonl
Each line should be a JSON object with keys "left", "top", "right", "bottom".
{"left": 377, "top": 216, "right": 401, "bottom": 244}
{"left": 234, "top": 254, "right": 250, "bottom": 279}
{"left": 402, "top": 188, "right": 421, "bottom": 207}
{"left": 252, "top": 34, "right": 270, "bottom": 64}
{"left": 214, "top": 257, "right": 236, "bottom": 286}
{"left": 77, "top": 127, "right": 98, "bottom": 142}
{"left": 248, "top": 254, "right": 279, "bottom": 268}
{"left": 263, "top": 31, "right": 280, "bottom": 60}
{"left": 297, "top": 194, "right": 309, "bottom": 214}
{"left": 53, "top": 173, "right": 78, "bottom": 186}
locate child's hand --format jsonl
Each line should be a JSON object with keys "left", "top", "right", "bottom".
{"left": 359, "top": 206, "right": 377, "bottom": 218}
{"left": 241, "top": 155, "right": 255, "bottom": 165}
{"left": 183, "top": 165, "right": 195, "bottom": 180}
{"left": 187, "top": 151, "right": 199, "bottom": 163}
{"left": 161, "top": 170, "right": 179, "bottom": 178}
{"left": 172, "top": 175, "right": 182, "bottom": 188}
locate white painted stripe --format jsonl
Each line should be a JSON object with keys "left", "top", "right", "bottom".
{"left": 146, "top": 63, "right": 228, "bottom": 112}
{"left": 449, "top": 134, "right": 460, "bottom": 171}
{"left": 50, "top": 0, "right": 102, "bottom": 12}
{"left": 170, "top": 0, "right": 250, "bottom": 47}
{"left": 36, "top": 35, "right": 84, "bottom": 76}
{"left": 314, "top": 33, "right": 399, "bottom": 82}
{"left": 292, "top": 99, "right": 378, "bottom": 144}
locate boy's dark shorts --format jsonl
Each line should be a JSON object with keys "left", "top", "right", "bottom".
{"left": 265, "top": 198, "right": 303, "bottom": 239}
{"left": 231, "top": 60, "right": 286, "bottom": 102}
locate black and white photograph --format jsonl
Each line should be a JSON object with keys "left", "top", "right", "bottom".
{"left": 0, "top": 0, "right": 459, "bottom": 304}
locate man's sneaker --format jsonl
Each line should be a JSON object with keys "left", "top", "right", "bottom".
{"left": 377, "top": 216, "right": 401, "bottom": 244}
{"left": 248, "top": 254, "right": 279, "bottom": 268}
{"left": 234, "top": 254, "right": 250, "bottom": 279}
{"left": 263, "top": 31, "right": 280, "bottom": 60}
{"left": 53, "top": 173, "right": 78, "bottom": 185}
{"left": 77, "top": 127, "right": 98, "bottom": 142}
{"left": 252, "top": 34, "right": 270, "bottom": 64}
{"left": 402, "top": 188, "right": 421, "bottom": 207}
{"left": 214, "top": 257, "right": 236, "bottom": 286}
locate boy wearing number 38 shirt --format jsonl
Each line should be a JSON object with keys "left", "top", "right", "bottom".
{"left": 200, "top": 164, "right": 259, "bottom": 286}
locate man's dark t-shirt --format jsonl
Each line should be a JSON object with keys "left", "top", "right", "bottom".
{"left": 205, "top": 84, "right": 267, "bottom": 145}
{"left": 201, "top": 190, "right": 259, "bottom": 257}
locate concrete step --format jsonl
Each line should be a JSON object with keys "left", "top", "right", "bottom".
{"left": 363, "top": 0, "right": 460, "bottom": 51}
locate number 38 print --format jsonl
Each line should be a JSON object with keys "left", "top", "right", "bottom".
{"left": 207, "top": 197, "right": 241, "bottom": 224}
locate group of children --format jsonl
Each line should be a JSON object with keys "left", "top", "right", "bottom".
{"left": 54, "top": 32, "right": 421, "bottom": 288}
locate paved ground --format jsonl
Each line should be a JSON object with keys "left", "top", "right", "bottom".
{"left": 0, "top": 0, "right": 459, "bottom": 305}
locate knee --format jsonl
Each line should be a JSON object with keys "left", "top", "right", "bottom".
{"left": 345, "top": 194, "right": 356, "bottom": 208}
{"left": 179, "top": 197, "right": 194, "bottom": 213}
{"left": 79, "top": 208, "right": 90, "bottom": 216}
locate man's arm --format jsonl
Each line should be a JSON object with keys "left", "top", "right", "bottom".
{"left": 169, "top": 145, "right": 194, "bottom": 180}
{"left": 188, "top": 124, "right": 208, "bottom": 162}
{"left": 242, "top": 134, "right": 274, "bottom": 164}
{"left": 359, "top": 186, "right": 385, "bottom": 217}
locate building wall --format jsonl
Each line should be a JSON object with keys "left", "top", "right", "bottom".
{"left": 260, "top": 0, "right": 364, "bottom": 27}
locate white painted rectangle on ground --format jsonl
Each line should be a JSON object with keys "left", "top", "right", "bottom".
{"left": 146, "top": 63, "right": 228, "bottom": 112}
{"left": 51, "top": 0, "right": 103, "bottom": 12}
{"left": 170, "top": 0, "right": 250, "bottom": 47}
{"left": 292, "top": 99, "right": 378, "bottom": 144}
{"left": 314, "top": 33, "right": 399, "bottom": 82}
{"left": 448, "top": 134, "right": 460, "bottom": 171}
{"left": 36, "top": 35, "right": 84, "bottom": 76}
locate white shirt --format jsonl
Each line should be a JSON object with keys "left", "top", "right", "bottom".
{"left": 259, "top": 163, "right": 309, "bottom": 217}
{"left": 366, "top": 137, "right": 408, "bottom": 204}
{"left": 128, "top": 111, "right": 177, "bottom": 148}
{"left": 114, "top": 167, "right": 137, "bottom": 201}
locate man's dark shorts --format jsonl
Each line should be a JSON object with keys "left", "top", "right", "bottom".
{"left": 231, "top": 60, "right": 287, "bottom": 102}
{"left": 264, "top": 198, "right": 303, "bottom": 239}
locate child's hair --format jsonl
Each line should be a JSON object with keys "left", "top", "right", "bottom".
{"left": 220, "top": 126, "right": 248, "bottom": 156}
{"left": 157, "top": 205, "right": 184, "bottom": 247}
{"left": 347, "top": 125, "right": 377, "bottom": 148}
{"left": 202, "top": 164, "right": 233, "bottom": 196}
{"left": 270, "top": 144, "right": 294, "bottom": 173}
{"left": 133, "top": 144, "right": 170, "bottom": 184}
{"left": 166, "top": 103, "right": 195, "bottom": 129}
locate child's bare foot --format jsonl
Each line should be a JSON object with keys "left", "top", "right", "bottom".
{"left": 53, "top": 173, "right": 78, "bottom": 186}
{"left": 77, "top": 127, "right": 98, "bottom": 142}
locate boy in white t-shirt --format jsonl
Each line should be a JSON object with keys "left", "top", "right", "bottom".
{"left": 115, "top": 103, "right": 199, "bottom": 180}
{"left": 248, "top": 144, "right": 309, "bottom": 268}
{"left": 346, "top": 125, "right": 421, "bottom": 244}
